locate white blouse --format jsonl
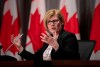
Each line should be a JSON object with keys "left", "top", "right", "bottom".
{"left": 43, "top": 45, "right": 53, "bottom": 61}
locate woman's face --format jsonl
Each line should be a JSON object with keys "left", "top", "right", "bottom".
{"left": 47, "top": 15, "right": 62, "bottom": 35}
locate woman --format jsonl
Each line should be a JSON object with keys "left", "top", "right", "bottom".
{"left": 12, "top": 9, "right": 80, "bottom": 62}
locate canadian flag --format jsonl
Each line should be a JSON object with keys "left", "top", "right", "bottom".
{"left": 90, "top": 0, "right": 100, "bottom": 60}
{"left": 0, "top": 0, "right": 21, "bottom": 60}
{"left": 26, "top": 0, "right": 46, "bottom": 53}
{"left": 60, "top": 0, "right": 80, "bottom": 40}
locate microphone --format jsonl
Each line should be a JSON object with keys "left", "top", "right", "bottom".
{"left": 5, "top": 34, "right": 23, "bottom": 54}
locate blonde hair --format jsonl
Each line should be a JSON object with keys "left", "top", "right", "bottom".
{"left": 44, "top": 9, "right": 64, "bottom": 30}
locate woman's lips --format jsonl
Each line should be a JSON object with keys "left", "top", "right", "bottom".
{"left": 51, "top": 27, "right": 56, "bottom": 30}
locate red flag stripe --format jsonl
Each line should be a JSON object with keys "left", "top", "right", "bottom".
{"left": 26, "top": 0, "right": 46, "bottom": 53}
{"left": 90, "top": 3, "right": 100, "bottom": 53}
{"left": 0, "top": 0, "right": 20, "bottom": 55}
{"left": 60, "top": 0, "right": 80, "bottom": 40}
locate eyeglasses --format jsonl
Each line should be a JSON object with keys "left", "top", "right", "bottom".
{"left": 48, "top": 19, "right": 59, "bottom": 25}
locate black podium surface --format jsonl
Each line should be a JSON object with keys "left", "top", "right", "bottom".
{"left": 0, "top": 55, "right": 17, "bottom": 61}
{"left": 0, "top": 60, "right": 100, "bottom": 67}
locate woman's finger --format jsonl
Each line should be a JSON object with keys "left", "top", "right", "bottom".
{"left": 45, "top": 31, "right": 51, "bottom": 37}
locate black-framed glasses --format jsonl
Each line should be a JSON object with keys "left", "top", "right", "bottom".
{"left": 48, "top": 19, "right": 59, "bottom": 25}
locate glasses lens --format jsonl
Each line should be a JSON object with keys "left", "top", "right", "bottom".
{"left": 48, "top": 19, "right": 59, "bottom": 25}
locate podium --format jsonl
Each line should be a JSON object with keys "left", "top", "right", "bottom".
{"left": 52, "top": 60, "right": 100, "bottom": 67}
{"left": 0, "top": 55, "right": 17, "bottom": 61}
{"left": 0, "top": 60, "right": 100, "bottom": 67}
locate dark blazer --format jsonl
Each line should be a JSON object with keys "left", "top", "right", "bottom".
{"left": 19, "top": 29, "right": 80, "bottom": 62}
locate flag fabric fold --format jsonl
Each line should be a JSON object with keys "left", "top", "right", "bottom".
{"left": 60, "top": 0, "right": 80, "bottom": 40}
{"left": 26, "top": 0, "right": 46, "bottom": 54}
{"left": 0, "top": 0, "right": 21, "bottom": 60}
{"left": 90, "top": 0, "right": 100, "bottom": 60}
